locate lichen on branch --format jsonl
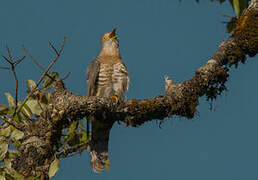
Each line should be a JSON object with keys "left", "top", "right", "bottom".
{"left": 0, "top": 1, "right": 257, "bottom": 179}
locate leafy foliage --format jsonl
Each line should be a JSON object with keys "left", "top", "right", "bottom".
{"left": 48, "top": 156, "right": 59, "bottom": 178}
{"left": 195, "top": 0, "right": 250, "bottom": 33}
{"left": 42, "top": 72, "right": 59, "bottom": 91}
{"left": 0, "top": 79, "right": 53, "bottom": 179}
{"left": 0, "top": 78, "right": 90, "bottom": 179}
{"left": 63, "top": 120, "right": 89, "bottom": 147}
{"left": 0, "top": 0, "right": 254, "bottom": 178}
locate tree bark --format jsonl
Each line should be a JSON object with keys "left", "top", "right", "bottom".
{"left": 11, "top": 0, "right": 258, "bottom": 177}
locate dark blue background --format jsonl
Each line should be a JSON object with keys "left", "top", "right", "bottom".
{"left": 0, "top": 1, "right": 257, "bottom": 179}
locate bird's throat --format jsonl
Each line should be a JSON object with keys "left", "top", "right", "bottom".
{"left": 99, "top": 42, "right": 120, "bottom": 57}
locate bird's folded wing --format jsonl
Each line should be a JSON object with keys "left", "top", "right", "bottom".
{"left": 86, "top": 58, "right": 101, "bottom": 96}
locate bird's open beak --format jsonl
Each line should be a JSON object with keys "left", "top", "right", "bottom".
{"left": 109, "top": 28, "right": 118, "bottom": 39}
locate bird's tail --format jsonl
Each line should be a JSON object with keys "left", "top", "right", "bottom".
{"left": 90, "top": 143, "right": 110, "bottom": 173}
{"left": 89, "top": 118, "right": 114, "bottom": 173}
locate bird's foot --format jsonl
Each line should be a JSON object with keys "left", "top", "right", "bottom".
{"left": 110, "top": 95, "right": 119, "bottom": 103}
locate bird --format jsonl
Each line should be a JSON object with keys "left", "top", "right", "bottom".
{"left": 164, "top": 75, "right": 182, "bottom": 99}
{"left": 86, "top": 28, "right": 129, "bottom": 173}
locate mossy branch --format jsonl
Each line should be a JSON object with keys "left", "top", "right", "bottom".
{"left": 2, "top": 1, "right": 257, "bottom": 178}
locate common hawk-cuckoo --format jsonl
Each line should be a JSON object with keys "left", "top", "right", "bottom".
{"left": 86, "top": 28, "right": 129, "bottom": 173}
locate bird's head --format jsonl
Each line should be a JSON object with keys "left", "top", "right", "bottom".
{"left": 101, "top": 28, "right": 118, "bottom": 42}
{"left": 99, "top": 28, "right": 120, "bottom": 56}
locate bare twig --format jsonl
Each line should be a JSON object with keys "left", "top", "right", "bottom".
{"left": 222, "top": 14, "right": 234, "bottom": 18}
{"left": 23, "top": 45, "right": 57, "bottom": 83}
{"left": 10, "top": 1, "right": 258, "bottom": 177}
{"left": 0, "top": 115, "right": 24, "bottom": 132}
{"left": 2, "top": 45, "right": 26, "bottom": 120}
{"left": 0, "top": 66, "right": 10, "bottom": 70}
{"left": 61, "top": 72, "right": 71, "bottom": 81}
{"left": 37, "top": 98, "right": 44, "bottom": 112}
{"left": 16, "top": 36, "right": 66, "bottom": 114}
{"left": 2, "top": 55, "right": 12, "bottom": 64}
{"left": 57, "top": 141, "right": 89, "bottom": 158}
{"left": 86, "top": 120, "right": 89, "bottom": 140}
{"left": 22, "top": 45, "right": 45, "bottom": 72}
{"left": 49, "top": 42, "right": 59, "bottom": 55}
{"left": 12, "top": 65, "right": 19, "bottom": 117}
{"left": 14, "top": 56, "right": 26, "bottom": 66}
{"left": 6, "top": 44, "right": 13, "bottom": 63}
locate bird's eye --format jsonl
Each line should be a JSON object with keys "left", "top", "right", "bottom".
{"left": 102, "top": 36, "right": 107, "bottom": 41}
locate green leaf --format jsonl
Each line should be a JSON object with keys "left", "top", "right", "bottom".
{"left": 78, "top": 119, "right": 83, "bottom": 127}
{"left": 13, "top": 140, "right": 21, "bottom": 148}
{"left": 26, "top": 79, "right": 37, "bottom": 91}
{"left": 0, "top": 175, "right": 6, "bottom": 180}
{"left": 68, "top": 122, "right": 78, "bottom": 133}
{"left": 18, "top": 101, "right": 32, "bottom": 118}
{"left": 67, "top": 133, "right": 80, "bottom": 147}
{"left": 45, "top": 93, "right": 51, "bottom": 103}
{"left": 10, "top": 129, "right": 24, "bottom": 141}
{"left": 232, "top": 0, "right": 248, "bottom": 16}
{"left": 26, "top": 79, "right": 41, "bottom": 98}
{"left": 105, "top": 159, "right": 110, "bottom": 171}
{"left": 43, "top": 71, "right": 59, "bottom": 90}
{"left": 0, "top": 138, "right": 8, "bottom": 161}
{"left": 0, "top": 105, "right": 9, "bottom": 115}
{"left": 80, "top": 130, "right": 88, "bottom": 143}
{"left": 0, "top": 126, "right": 12, "bottom": 137}
{"left": 27, "top": 176, "right": 41, "bottom": 180}
{"left": 65, "top": 122, "right": 80, "bottom": 146}
{"left": 48, "top": 156, "right": 59, "bottom": 178}
{"left": 4, "top": 93, "right": 14, "bottom": 108}
{"left": 13, "top": 172, "right": 24, "bottom": 180}
{"left": 233, "top": 0, "right": 240, "bottom": 16}
{"left": 20, "top": 103, "right": 33, "bottom": 117}
{"left": 11, "top": 114, "right": 19, "bottom": 122}
{"left": 5, "top": 150, "right": 18, "bottom": 160}
{"left": 40, "top": 93, "right": 51, "bottom": 105}
{"left": 4, "top": 159, "right": 16, "bottom": 176}
{"left": 26, "top": 99, "right": 46, "bottom": 116}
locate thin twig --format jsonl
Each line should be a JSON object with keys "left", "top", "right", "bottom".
{"left": 22, "top": 45, "right": 45, "bottom": 71}
{"left": 6, "top": 44, "right": 13, "bottom": 63}
{"left": 86, "top": 120, "right": 89, "bottom": 140}
{"left": 36, "top": 97, "right": 44, "bottom": 112}
{"left": 0, "top": 66, "right": 10, "bottom": 70}
{"left": 49, "top": 42, "right": 59, "bottom": 55}
{"left": 14, "top": 56, "right": 26, "bottom": 66}
{"left": 2, "top": 46, "right": 25, "bottom": 119}
{"left": 23, "top": 45, "right": 57, "bottom": 82}
{"left": 57, "top": 141, "right": 89, "bottom": 158}
{"left": 222, "top": 14, "right": 234, "bottom": 18}
{"left": 61, "top": 72, "right": 71, "bottom": 81}
{"left": 11, "top": 65, "right": 19, "bottom": 117}
{"left": 16, "top": 36, "right": 66, "bottom": 114}
{"left": 0, "top": 115, "right": 24, "bottom": 132}
{"left": 1, "top": 45, "right": 26, "bottom": 130}
{"left": 2, "top": 55, "right": 12, "bottom": 64}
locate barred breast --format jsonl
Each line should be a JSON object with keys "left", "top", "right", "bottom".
{"left": 112, "top": 62, "right": 129, "bottom": 100}
{"left": 96, "top": 62, "right": 129, "bottom": 100}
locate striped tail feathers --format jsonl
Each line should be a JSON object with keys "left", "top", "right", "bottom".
{"left": 89, "top": 119, "right": 114, "bottom": 173}
{"left": 90, "top": 149, "right": 110, "bottom": 173}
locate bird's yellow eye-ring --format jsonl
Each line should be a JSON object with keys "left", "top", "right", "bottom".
{"left": 102, "top": 36, "right": 107, "bottom": 41}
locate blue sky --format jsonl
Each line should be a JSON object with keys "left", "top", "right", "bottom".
{"left": 0, "top": 0, "right": 258, "bottom": 179}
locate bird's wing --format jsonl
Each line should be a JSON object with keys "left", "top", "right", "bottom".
{"left": 86, "top": 58, "right": 101, "bottom": 96}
